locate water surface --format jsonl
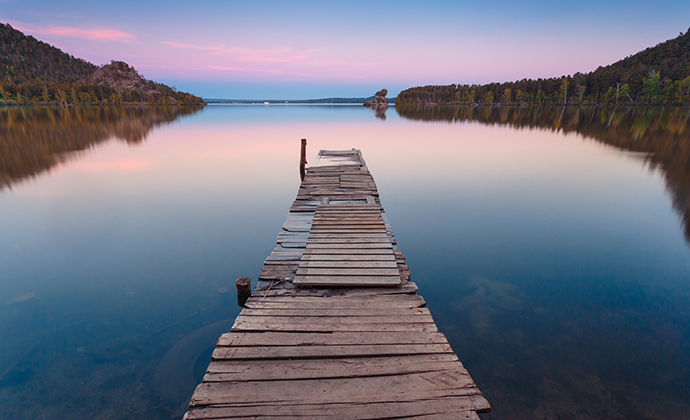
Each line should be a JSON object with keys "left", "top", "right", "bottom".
{"left": 1, "top": 104, "right": 689, "bottom": 419}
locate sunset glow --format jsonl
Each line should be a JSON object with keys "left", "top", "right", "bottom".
{"left": 3, "top": 1, "right": 689, "bottom": 99}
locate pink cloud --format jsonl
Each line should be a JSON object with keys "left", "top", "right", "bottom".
{"left": 207, "top": 65, "right": 293, "bottom": 75}
{"left": 162, "top": 41, "right": 226, "bottom": 51}
{"left": 13, "top": 22, "right": 134, "bottom": 42}
{"left": 336, "top": 74, "right": 370, "bottom": 79}
{"left": 162, "top": 42, "right": 351, "bottom": 66}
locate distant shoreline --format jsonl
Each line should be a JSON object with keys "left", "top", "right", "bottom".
{"left": 205, "top": 101, "right": 396, "bottom": 106}
{"left": 205, "top": 97, "right": 397, "bottom": 105}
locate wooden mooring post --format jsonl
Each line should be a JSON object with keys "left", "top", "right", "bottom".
{"left": 299, "top": 138, "right": 307, "bottom": 181}
{"left": 185, "top": 148, "right": 490, "bottom": 419}
{"left": 234, "top": 277, "right": 251, "bottom": 307}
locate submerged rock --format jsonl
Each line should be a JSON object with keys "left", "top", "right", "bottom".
{"left": 6, "top": 292, "right": 35, "bottom": 304}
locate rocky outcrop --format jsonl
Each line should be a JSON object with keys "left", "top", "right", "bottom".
{"left": 89, "top": 61, "right": 147, "bottom": 91}
{"left": 363, "top": 89, "right": 389, "bottom": 108}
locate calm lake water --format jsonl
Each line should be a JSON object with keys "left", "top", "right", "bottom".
{"left": 1, "top": 104, "right": 689, "bottom": 419}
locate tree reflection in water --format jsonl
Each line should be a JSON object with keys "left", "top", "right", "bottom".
{"left": 0, "top": 106, "right": 204, "bottom": 189}
{"left": 397, "top": 105, "right": 690, "bottom": 244}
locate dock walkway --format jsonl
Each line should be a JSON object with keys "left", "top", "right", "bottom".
{"left": 185, "top": 149, "right": 490, "bottom": 419}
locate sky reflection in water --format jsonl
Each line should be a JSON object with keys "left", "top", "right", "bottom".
{"left": 1, "top": 104, "right": 689, "bottom": 419}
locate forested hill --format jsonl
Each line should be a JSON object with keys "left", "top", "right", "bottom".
{"left": 0, "top": 23, "right": 204, "bottom": 105}
{"left": 397, "top": 29, "right": 690, "bottom": 106}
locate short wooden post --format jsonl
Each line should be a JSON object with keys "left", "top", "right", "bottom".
{"left": 299, "top": 138, "right": 307, "bottom": 181}
{"left": 235, "top": 277, "right": 251, "bottom": 307}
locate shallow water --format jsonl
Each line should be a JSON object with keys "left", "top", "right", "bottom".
{"left": 1, "top": 104, "right": 689, "bottom": 419}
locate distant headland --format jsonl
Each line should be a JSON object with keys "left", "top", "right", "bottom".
{"left": 0, "top": 23, "right": 205, "bottom": 106}
{"left": 397, "top": 29, "right": 690, "bottom": 107}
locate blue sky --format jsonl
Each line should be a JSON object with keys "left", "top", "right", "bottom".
{"left": 2, "top": 0, "right": 689, "bottom": 99}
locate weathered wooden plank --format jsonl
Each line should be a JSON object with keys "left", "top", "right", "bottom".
{"left": 312, "top": 222, "right": 384, "bottom": 226}
{"left": 258, "top": 266, "right": 297, "bottom": 280}
{"left": 234, "top": 313, "right": 434, "bottom": 325}
{"left": 315, "top": 210, "right": 381, "bottom": 214}
{"left": 305, "top": 238, "right": 392, "bottom": 244}
{"left": 246, "top": 293, "right": 425, "bottom": 303}
{"left": 305, "top": 243, "right": 393, "bottom": 249}
{"left": 216, "top": 331, "right": 446, "bottom": 347}
{"left": 265, "top": 256, "right": 302, "bottom": 262}
{"left": 298, "top": 261, "right": 398, "bottom": 269}
{"left": 309, "top": 230, "right": 388, "bottom": 235}
{"left": 336, "top": 282, "right": 420, "bottom": 295}
{"left": 212, "top": 342, "right": 453, "bottom": 360}
{"left": 231, "top": 319, "right": 436, "bottom": 333}
{"left": 292, "top": 276, "right": 401, "bottom": 287}
{"left": 254, "top": 281, "right": 418, "bottom": 297}
{"left": 300, "top": 254, "right": 396, "bottom": 261}
{"left": 243, "top": 300, "right": 424, "bottom": 310}
{"left": 244, "top": 295, "right": 426, "bottom": 308}
{"left": 278, "top": 242, "right": 306, "bottom": 248}
{"left": 301, "top": 248, "right": 393, "bottom": 255}
{"left": 313, "top": 214, "right": 382, "bottom": 218}
{"left": 189, "top": 369, "right": 481, "bottom": 407}
{"left": 312, "top": 219, "right": 383, "bottom": 223}
{"left": 239, "top": 306, "right": 430, "bottom": 317}
{"left": 316, "top": 209, "right": 381, "bottom": 212}
{"left": 311, "top": 223, "right": 385, "bottom": 227}
{"left": 186, "top": 397, "right": 488, "bottom": 420}
{"left": 307, "top": 233, "right": 390, "bottom": 238}
{"left": 296, "top": 267, "right": 400, "bottom": 276}
{"left": 204, "top": 355, "right": 463, "bottom": 382}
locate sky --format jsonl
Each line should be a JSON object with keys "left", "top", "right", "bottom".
{"left": 2, "top": 0, "right": 689, "bottom": 100}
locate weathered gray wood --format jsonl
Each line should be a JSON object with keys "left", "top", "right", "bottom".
{"left": 189, "top": 369, "right": 481, "bottom": 407}
{"left": 212, "top": 342, "right": 453, "bottom": 360}
{"left": 234, "top": 313, "right": 434, "bottom": 326}
{"left": 301, "top": 254, "right": 396, "bottom": 261}
{"left": 303, "top": 248, "right": 393, "bottom": 255}
{"left": 246, "top": 293, "right": 425, "bottom": 302}
{"left": 216, "top": 331, "right": 445, "bottom": 347}
{"left": 308, "top": 233, "right": 389, "bottom": 238}
{"left": 296, "top": 267, "right": 400, "bottom": 276}
{"left": 306, "top": 243, "right": 393, "bottom": 249}
{"left": 292, "top": 276, "right": 401, "bottom": 287}
{"left": 204, "top": 355, "right": 462, "bottom": 383}
{"left": 238, "top": 306, "right": 430, "bottom": 317}
{"left": 243, "top": 295, "right": 426, "bottom": 309}
{"left": 231, "top": 319, "right": 437, "bottom": 333}
{"left": 305, "top": 238, "right": 392, "bottom": 244}
{"left": 298, "top": 260, "right": 398, "bottom": 269}
{"left": 185, "top": 397, "right": 488, "bottom": 419}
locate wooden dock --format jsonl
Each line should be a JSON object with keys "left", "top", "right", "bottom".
{"left": 185, "top": 149, "right": 490, "bottom": 419}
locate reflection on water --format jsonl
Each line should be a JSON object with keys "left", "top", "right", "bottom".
{"left": 396, "top": 105, "right": 690, "bottom": 420}
{"left": 0, "top": 106, "right": 203, "bottom": 189}
{"left": 1, "top": 104, "right": 689, "bottom": 420}
{"left": 398, "top": 105, "right": 690, "bottom": 243}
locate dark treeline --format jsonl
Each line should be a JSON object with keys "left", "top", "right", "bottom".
{"left": 398, "top": 30, "right": 690, "bottom": 106}
{"left": 0, "top": 105, "right": 203, "bottom": 188}
{"left": 397, "top": 104, "right": 690, "bottom": 242}
{"left": 0, "top": 23, "right": 204, "bottom": 106}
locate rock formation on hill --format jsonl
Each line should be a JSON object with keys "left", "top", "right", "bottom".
{"left": 89, "top": 61, "right": 147, "bottom": 91}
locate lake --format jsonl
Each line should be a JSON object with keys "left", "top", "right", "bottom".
{"left": 1, "top": 104, "right": 689, "bottom": 419}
